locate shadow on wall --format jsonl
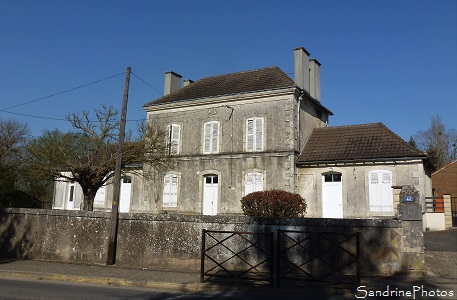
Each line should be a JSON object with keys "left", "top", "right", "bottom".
{"left": 0, "top": 208, "right": 34, "bottom": 259}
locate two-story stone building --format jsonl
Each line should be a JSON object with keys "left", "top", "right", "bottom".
{"left": 142, "top": 47, "right": 332, "bottom": 215}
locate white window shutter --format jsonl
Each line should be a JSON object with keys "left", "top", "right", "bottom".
{"left": 255, "top": 117, "right": 263, "bottom": 151}
{"left": 369, "top": 172, "right": 382, "bottom": 211}
{"left": 247, "top": 119, "right": 254, "bottom": 151}
{"left": 212, "top": 122, "right": 219, "bottom": 153}
{"left": 163, "top": 175, "right": 171, "bottom": 206}
{"left": 245, "top": 173, "right": 254, "bottom": 195}
{"left": 254, "top": 172, "right": 264, "bottom": 191}
{"left": 171, "top": 124, "right": 180, "bottom": 154}
{"left": 381, "top": 172, "right": 393, "bottom": 212}
{"left": 204, "top": 123, "right": 212, "bottom": 153}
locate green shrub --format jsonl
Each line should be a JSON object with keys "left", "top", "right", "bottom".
{"left": 240, "top": 189, "right": 307, "bottom": 218}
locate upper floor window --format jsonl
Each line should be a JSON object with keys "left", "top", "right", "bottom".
{"left": 246, "top": 117, "right": 264, "bottom": 151}
{"left": 203, "top": 121, "right": 219, "bottom": 154}
{"left": 167, "top": 124, "right": 181, "bottom": 155}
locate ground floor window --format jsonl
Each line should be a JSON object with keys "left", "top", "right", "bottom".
{"left": 163, "top": 174, "right": 178, "bottom": 208}
{"left": 245, "top": 171, "right": 264, "bottom": 195}
{"left": 368, "top": 170, "right": 393, "bottom": 213}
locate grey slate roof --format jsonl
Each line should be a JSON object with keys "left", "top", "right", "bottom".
{"left": 297, "top": 123, "right": 427, "bottom": 165}
{"left": 143, "top": 66, "right": 296, "bottom": 107}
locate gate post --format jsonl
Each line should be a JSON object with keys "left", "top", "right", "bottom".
{"left": 443, "top": 194, "right": 452, "bottom": 229}
{"left": 398, "top": 185, "right": 425, "bottom": 275}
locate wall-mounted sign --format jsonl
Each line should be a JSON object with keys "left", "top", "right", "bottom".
{"left": 405, "top": 195, "right": 413, "bottom": 202}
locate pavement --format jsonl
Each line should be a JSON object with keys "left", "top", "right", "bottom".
{"left": 0, "top": 229, "right": 455, "bottom": 298}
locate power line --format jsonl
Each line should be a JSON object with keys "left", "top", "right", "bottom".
{"left": 131, "top": 72, "right": 163, "bottom": 95}
{"left": 0, "top": 72, "right": 125, "bottom": 112}
{"left": 0, "top": 109, "right": 146, "bottom": 123}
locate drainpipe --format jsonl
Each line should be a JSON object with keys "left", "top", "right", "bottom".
{"left": 297, "top": 92, "right": 305, "bottom": 154}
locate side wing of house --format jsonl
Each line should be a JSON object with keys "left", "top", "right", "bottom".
{"left": 297, "top": 123, "right": 432, "bottom": 218}
{"left": 53, "top": 169, "right": 143, "bottom": 212}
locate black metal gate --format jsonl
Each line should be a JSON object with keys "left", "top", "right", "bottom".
{"left": 277, "top": 230, "right": 360, "bottom": 285}
{"left": 201, "top": 229, "right": 360, "bottom": 286}
{"left": 452, "top": 197, "right": 457, "bottom": 227}
{"left": 200, "top": 229, "right": 274, "bottom": 285}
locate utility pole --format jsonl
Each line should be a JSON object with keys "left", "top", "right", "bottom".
{"left": 107, "top": 66, "right": 131, "bottom": 265}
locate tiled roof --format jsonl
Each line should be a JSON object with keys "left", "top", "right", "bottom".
{"left": 143, "top": 66, "right": 296, "bottom": 107}
{"left": 297, "top": 123, "right": 427, "bottom": 164}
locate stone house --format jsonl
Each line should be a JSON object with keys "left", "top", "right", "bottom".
{"left": 52, "top": 46, "right": 433, "bottom": 221}
{"left": 296, "top": 123, "right": 433, "bottom": 218}
{"left": 142, "top": 47, "right": 332, "bottom": 215}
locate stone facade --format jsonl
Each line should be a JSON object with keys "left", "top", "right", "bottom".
{"left": 299, "top": 162, "right": 432, "bottom": 218}
{"left": 144, "top": 89, "right": 328, "bottom": 215}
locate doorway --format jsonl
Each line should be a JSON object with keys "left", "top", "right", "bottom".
{"left": 203, "top": 175, "right": 218, "bottom": 215}
{"left": 119, "top": 176, "right": 132, "bottom": 213}
{"left": 322, "top": 173, "right": 343, "bottom": 218}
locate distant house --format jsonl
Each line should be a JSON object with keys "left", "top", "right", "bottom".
{"left": 432, "top": 160, "right": 457, "bottom": 197}
{"left": 296, "top": 123, "right": 433, "bottom": 218}
{"left": 142, "top": 47, "right": 332, "bottom": 215}
{"left": 431, "top": 160, "right": 457, "bottom": 228}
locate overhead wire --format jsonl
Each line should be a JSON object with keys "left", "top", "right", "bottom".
{"left": 0, "top": 72, "right": 125, "bottom": 112}
{"left": 0, "top": 70, "right": 162, "bottom": 123}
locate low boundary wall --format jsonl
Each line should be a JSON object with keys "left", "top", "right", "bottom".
{"left": 0, "top": 208, "right": 424, "bottom": 275}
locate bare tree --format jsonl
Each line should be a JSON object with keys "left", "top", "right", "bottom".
{"left": 0, "top": 119, "right": 29, "bottom": 176}
{"left": 412, "top": 115, "right": 457, "bottom": 169}
{"left": 26, "top": 105, "right": 170, "bottom": 211}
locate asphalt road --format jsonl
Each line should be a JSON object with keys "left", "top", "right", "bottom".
{"left": 424, "top": 228, "right": 457, "bottom": 278}
{"left": 0, "top": 278, "right": 354, "bottom": 300}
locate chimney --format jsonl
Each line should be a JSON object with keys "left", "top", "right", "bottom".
{"left": 164, "top": 71, "right": 182, "bottom": 95}
{"left": 293, "top": 47, "right": 310, "bottom": 93}
{"left": 309, "top": 59, "right": 321, "bottom": 102}
{"left": 183, "top": 79, "right": 194, "bottom": 87}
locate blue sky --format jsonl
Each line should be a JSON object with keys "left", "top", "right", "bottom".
{"left": 1, "top": 0, "right": 456, "bottom": 141}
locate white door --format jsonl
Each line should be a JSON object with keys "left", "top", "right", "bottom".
{"left": 66, "top": 182, "right": 76, "bottom": 210}
{"left": 322, "top": 173, "right": 343, "bottom": 218}
{"left": 119, "top": 177, "right": 132, "bottom": 213}
{"left": 203, "top": 175, "right": 218, "bottom": 215}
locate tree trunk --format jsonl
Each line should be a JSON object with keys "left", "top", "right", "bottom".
{"left": 82, "top": 191, "right": 95, "bottom": 211}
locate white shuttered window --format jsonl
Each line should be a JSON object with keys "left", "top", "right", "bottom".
{"left": 245, "top": 172, "right": 264, "bottom": 195}
{"left": 203, "top": 121, "right": 219, "bottom": 154}
{"left": 167, "top": 124, "right": 181, "bottom": 155}
{"left": 163, "top": 174, "right": 178, "bottom": 208}
{"left": 368, "top": 170, "right": 394, "bottom": 213}
{"left": 246, "top": 117, "right": 264, "bottom": 151}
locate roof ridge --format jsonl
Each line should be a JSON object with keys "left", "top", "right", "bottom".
{"left": 198, "top": 66, "right": 283, "bottom": 80}
{"left": 316, "top": 122, "right": 383, "bottom": 130}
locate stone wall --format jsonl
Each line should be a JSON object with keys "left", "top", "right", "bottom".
{"left": 0, "top": 208, "right": 423, "bottom": 275}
